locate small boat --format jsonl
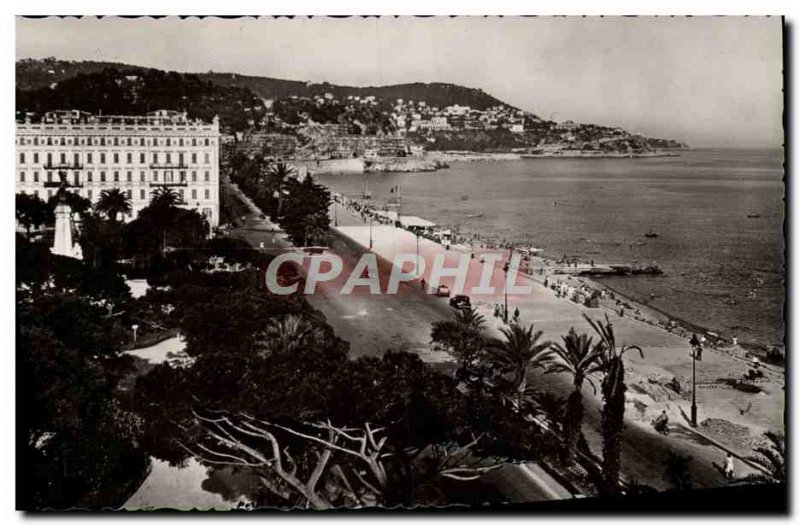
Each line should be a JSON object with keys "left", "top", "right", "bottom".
{"left": 644, "top": 231, "right": 659, "bottom": 238}
{"left": 747, "top": 213, "right": 760, "bottom": 219}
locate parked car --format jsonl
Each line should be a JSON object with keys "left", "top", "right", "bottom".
{"left": 449, "top": 294, "right": 471, "bottom": 310}
{"left": 435, "top": 284, "right": 451, "bottom": 297}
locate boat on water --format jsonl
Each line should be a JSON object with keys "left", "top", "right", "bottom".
{"left": 747, "top": 213, "right": 761, "bottom": 218}
{"left": 644, "top": 230, "right": 659, "bottom": 238}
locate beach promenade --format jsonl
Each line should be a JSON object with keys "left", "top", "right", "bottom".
{"left": 328, "top": 201, "right": 783, "bottom": 489}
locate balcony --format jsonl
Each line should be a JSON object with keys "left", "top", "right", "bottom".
{"left": 150, "top": 180, "right": 188, "bottom": 187}
{"left": 43, "top": 163, "right": 84, "bottom": 170}
{"left": 43, "top": 181, "right": 83, "bottom": 188}
{"left": 149, "top": 163, "right": 189, "bottom": 170}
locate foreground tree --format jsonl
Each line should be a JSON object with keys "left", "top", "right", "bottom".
{"left": 485, "top": 323, "right": 552, "bottom": 413}
{"left": 277, "top": 175, "right": 331, "bottom": 246}
{"left": 547, "top": 328, "right": 604, "bottom": 465}
{"left": 744, "top": 431, "right": 785, "bottom": 484}
{"left": 430, "top": 307, "right": 488, "bottom": 381}
{"left": 96, "top": 188, "right": 132, "bottom": 222}
{"left": 16, "top": 192, "right": 52, "bottom": 234}
{"left": 584, "top": 314, "right": 643, "bottom": 495}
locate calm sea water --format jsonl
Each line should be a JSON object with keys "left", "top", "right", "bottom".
{"left": 317, "top": 149, "right": 785, "bottom": 346}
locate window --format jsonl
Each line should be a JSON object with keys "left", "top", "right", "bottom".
{"left": 204, "top": 171, "right": 210, "bottom": 182}
{"left": 46, "top": 172, "right": 52, "bottom": 183}
{"left": 167, "top": 138, "right": 172, "bottom": 147}
{"left": 179, "top": 138, "right": 184, "bottom": 146}
{"left": 33, "top": 172, "right": 39, "bottom": 183}
{"left": 179, "top": 153, "right": 185, "bottom": 165}
{"left": 127, "top": 153, "right": 132, "bottom": 164}
{"left": 34, "top": 153, "right": 39, "bottom": 164}
{"left": 192, "top": 138, "right": 197, "bottom": 146}
{"left": 47, "top": 153, "right": 52, "bottom": 165}
{"left": 140, "top": 171, "right": 146, "bottom": 182}
{"left": 100, "top": 153, "right": 106, "bottom": 164}
{"left": 100, "top": 137, "right": 105, "bottom": 146}
{"left": 114, "top": 171, "right": 119, "bottom": 182}
{"left": 166, "top": 152, "right": 172, "bottom": 164}
{"left": 140, "top": 189, "right": 146, "bottom": 200}
{"left": 126, "top": 189, "right": 132, "bottom": 199}
{"left": 204, "top": 188, "right": 210, "bottom": 199}
{"left": 47, "top": 137, "right": 53, "bottom": 146}
{"left": 100, "top": 171, "right": 106, "bottom": 182}
{"left": 19, "top": 152, "right": 25, "bottom": 164}
{"left": 87, "top": 152, "right": 92, "bottom": 164}
{"left": 60, "top": 137, "right": 66, "bottom": 146}
{"left": 153, "top": 170, "right": 158, "bottom": 181}
{"left": 19, "top": 171, "right": 25, "bottom": 183}
{"left": 87, "top": 189, "right": 93, "bottom": 200}
{"left": 114, "top": 153, "right": 119, "bottom": 164}
{"left": 180, "top": 170, "right": 186, "bottom": 182}
{"left": 192, "top": 171, "right": 197, "bottom": 182}
{"left": 204, "top": 153, "right": 210, "bottom": 164}
{"left": 152, "top": 153, "right": 158, "bottom": 164}
{"left": 178, "top": 189, "right": 184, "bottom": 200}
{"left": 191, "top": 153, "right": 197, "bottom": 164}
{"left": 127, "top": 137, "right": 132, "bottom": 146}
{"left": 74, "top": 171, "right": 80, "bottom": 185}
{"left": 114, "top": 137, "right": 119, "bottom": 146}
{"left": 191, "top": 189, "right": 197, "bottom": 200}
{"left": 140, "top": 152, "right": 145, "bottom": 164}
{"left": 60, "top": 152, "right": 66, "bottom": 164}
{"left": 74, "top": 152, "right": 80, "bottom": 165}
{"left": 204, "top": 138, "right": 209, "bottom": 146}
{"left": 127, "top": 171, "right": 132, "bottom": 182}
{"left": 33, "top": 137, "right": 38, "bottom": 146}
{"left": 87, "top": 172, "right": 93, "bottom": 182}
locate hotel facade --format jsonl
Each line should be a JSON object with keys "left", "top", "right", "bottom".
{"left": 15, "top": 109, "right": 221, "bottom": 227}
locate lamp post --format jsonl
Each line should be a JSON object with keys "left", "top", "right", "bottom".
{"left": 131, "top": 324, "right": 139, "bottom": 344}
{"left": 416, "top": 232, "right": 420, "bottom": 277}
{"left": 334, "top": 198, "right": 338, "bottom": 227}
{"left": 503, "top": 261, "right": 510, "bottom": 324}
{"left": 689, "top": 333, "right": 701, "bottom": 427}
{"left": 369, "top": 214, "right": 373, "bottom": 250}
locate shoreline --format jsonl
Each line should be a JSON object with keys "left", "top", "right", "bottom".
{"left": 328, "top": 189, "right": 782, "bottom": 363}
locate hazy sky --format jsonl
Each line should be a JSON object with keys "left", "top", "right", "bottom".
{"left": 16, "top": 16, "right": 783, "bottom": 147}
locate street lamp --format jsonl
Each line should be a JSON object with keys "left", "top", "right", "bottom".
{"left": 369, "top": 214, "right": 373, "bottom": 250}
{"left": 503, "top": 261, "right": 510, "bottom": 324}
{"left": 689, "top": 333, "right": 702, "bottom": 427}
{"left": 131, "top": 324, "right": 139, "bottom": 344}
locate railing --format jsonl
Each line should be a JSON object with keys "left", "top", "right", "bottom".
{"left": 150, "top": 181, "right": 188, "bottom": 187}
{"left": 149, "top": 163, "right": 189, "bottom": 170}
{"left": 43, "top": 181, "right": 83, "bottom": 188}
{"left": 43, "top": 163, "right": 84, "bottom": 170}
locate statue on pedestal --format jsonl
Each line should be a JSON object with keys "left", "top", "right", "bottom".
{"left": 50, "top": 172, "right": 83, "bottom": 260}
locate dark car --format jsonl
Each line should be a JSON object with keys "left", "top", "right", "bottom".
{"left": 449, "top": 294, "right": 471, "bottom": 310}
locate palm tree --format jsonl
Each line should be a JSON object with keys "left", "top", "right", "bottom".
{"left": 743, "top": 431, "right": 785, "bottom": 483}
{"left": 486, "top": 323, "right": 552, "bottom": 413}
{"left": 430, "top": 307, "right": 487, "bottom": 379}
{"left": 150, "top": 186, "right": 182, "bottom": 209}
{"left": 584, "top": 314, "right": 643, "bottom": 495}
{"left": 547, "top": 328, "right": 605, "bottom": 464}
{"left": 267, "top": 162, "right": 295, "bottom": 216}
{"left": 95, "top": 188, "right": 132, "bottom": 222}
{"left": 260, "top": 314, "right": 320, "bottom": 356}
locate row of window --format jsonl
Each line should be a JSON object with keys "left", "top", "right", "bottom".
{"left": 17, "top": 136, "right": 216, "bottom": 147}
{"left": 19, "top": 169, "right": 214, "bottom": 184}
{"left": 19, "top": 151, "right": 213, "bottom": 166}
{"left": 26, "top": 187, "right": 213, "bottom": 204}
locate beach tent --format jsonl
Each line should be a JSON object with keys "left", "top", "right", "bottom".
{"left": 399, "top": 216, "right": 436, "bottom": 229}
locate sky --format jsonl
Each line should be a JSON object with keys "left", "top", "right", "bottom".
{"left": 16, "top": 16, "right": 784, "bottom": 148}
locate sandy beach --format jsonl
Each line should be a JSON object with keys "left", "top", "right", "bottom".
{"left": 329, "top": 196, "right": 785, "bottom": 462}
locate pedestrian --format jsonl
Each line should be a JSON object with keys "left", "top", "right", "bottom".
{"left": 724, "top": 453, "right": 735, "bottom": 479}
{"left": 513, "top": 307, "right": 520, "bottom": 322}
{"left": 421, "top": 278, "right": 426, "bottom": 291}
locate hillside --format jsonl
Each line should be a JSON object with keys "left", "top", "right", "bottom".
{"left": 17, "top": 58, "right": 515, "bottom": 111}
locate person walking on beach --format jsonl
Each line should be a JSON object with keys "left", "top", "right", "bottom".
{"left": 724, "top": 453, "right": 735, "bottom": 479}
{"left": 513, "top": 307, "right": 520, "bottom": 323}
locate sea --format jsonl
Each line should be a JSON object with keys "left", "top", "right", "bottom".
{"left": 316, "top": 149, "right": 785, "bottom": 348}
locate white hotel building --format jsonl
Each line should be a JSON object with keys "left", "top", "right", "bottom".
{"left": 15, "top": 109, "right": 221, "bottom": 226}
